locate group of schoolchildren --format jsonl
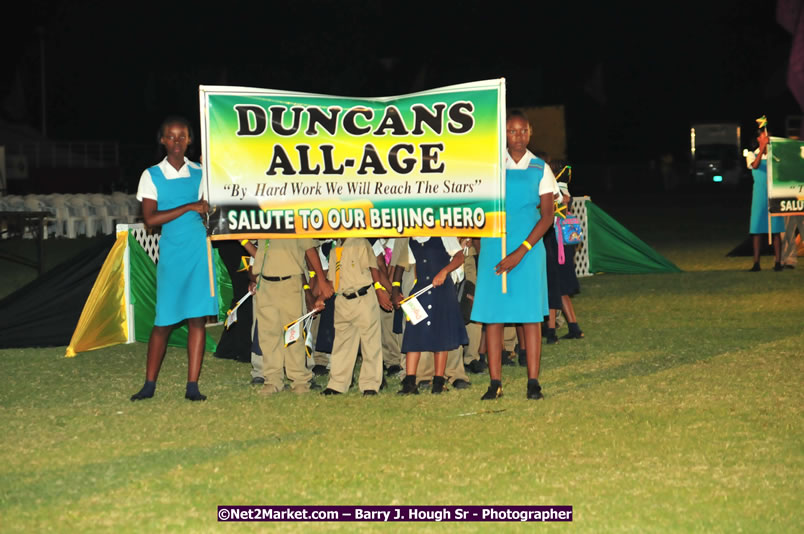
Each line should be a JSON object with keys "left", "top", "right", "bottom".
{"left": 239, "top": 226, "right": 583, "bottom": 397}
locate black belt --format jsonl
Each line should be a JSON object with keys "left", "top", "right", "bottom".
{"left": 261, "top": 274, "right": 292, "bottom": 282}
{"left": 341, "top": 284, "right": 372, "bottom": 299}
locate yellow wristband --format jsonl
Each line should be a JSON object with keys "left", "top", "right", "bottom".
{"left": 374, "top": 281, "right": 386, "bottom": 291}
{"left": 392, "top": 281, "right": 401, "bottom": 287}
{"left": 308, "top": 270, "right": 316, "bottom": 278}
{"left": 522, "top": 240, "right": 532, "bottom": 251}
{"left": 303, "top": 284, "right": 311, "bottom": 290}
{"left": 240, "top": 239, "right": 249, "bottom": 246}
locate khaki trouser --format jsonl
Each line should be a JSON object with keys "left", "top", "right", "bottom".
{"left": 782, "top": 215, "right": 803, "bottom": 266}
{"left": 380, "top": 307, "right": 402, "bottom": 367}
{"left": 504, "top": 326, "right": 517, "bottom": 352}
{"left": 463, "top": 321, "right": 482, "bottom": 364}
{"left": 253, "top": 277, "right": 312, "bottom": 392}
{"left": 416, "top": 348, "right": 470, "bottom": 385}
{"left": 310, "top": 314, "right": 330, "bottom": 367}
{"left": 461, "top": 252, "right": 482, "bottom": 364}
{"left": 326, "top": 292, "right": 384, "bottom": 393}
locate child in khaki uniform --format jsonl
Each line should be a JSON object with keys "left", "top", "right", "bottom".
{"left": 371, "top": 238, "right": 403, "bottom": 375}
{"left": 250, "top": 238, "right": 332, "bottom": 395}
{"left": 319, "top": 238, "right": 393, "bottom": 395}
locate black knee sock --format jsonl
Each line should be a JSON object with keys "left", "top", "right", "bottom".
{"left": 185, "top": 381, "right": 207, "bottom": 401}
{"left": 130, "top": 380, "right": 156, "bottom": 401}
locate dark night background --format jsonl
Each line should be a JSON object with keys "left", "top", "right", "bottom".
{"left": 1, "top": 0, "right": 801, "bottom": 194}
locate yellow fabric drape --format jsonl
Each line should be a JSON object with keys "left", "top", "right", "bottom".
{"left": 65, "top": 231, "right": 129, "bottom": 357}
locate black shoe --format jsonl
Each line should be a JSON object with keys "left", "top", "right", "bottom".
{"left": 452, "top": 379, "right": 471, "bottom": 390}
{"left": 527, "top": 380, "right": 544, "bottom": 400}
{"left": 385, "top": 364, "right": 402, "bottom": 376}
{"left": 321, "top": 388, "right": 341, "bottom": 396}
{"left": 398, "top": 375, "right": 419, "bottom": 395}
{"left": 562, "top": 330, "right": 584, "bottom": 339}
{"left": 466, "top": 359, "right": 486, "bottom": 374}
{"left": 363, "top": 390, "right": 378, "bottom": 396}
{"left": 250, "top": 376, "right": 265, "bottom": 385}
{"left": 774, "top": 262, "right": 784, "bottom": 272}
{"left": 501, "top": 351, "right": 516, "bottom": 366}
{"left": 431, "top": 376, "right": 447, "bottom": 394}
{"left": 749, "top": 262, "right": 761, "bottom": 272}
{"left": 481, "top": 382, "right": 503, "bottom": 400}
{"left": 185, "top": 392, "right": 207, "bottom": 401}
{"left": 517, "top": 348, "right": 527, "bottom": 366}
{"left": 312, "top": 365, "right": 329, "bottom": 376}
{"left": 545, "top": 333, "right": 559, "bottom": 345}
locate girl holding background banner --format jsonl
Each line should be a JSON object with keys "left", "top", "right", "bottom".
{"left": 131, "top": 116, "right": 219, "bottom": 402}
{"left": 747, "top": 124, "right": 784, "bottom": 272}
{"left": 471, "top": 110, "right": 557, "bottom": 401}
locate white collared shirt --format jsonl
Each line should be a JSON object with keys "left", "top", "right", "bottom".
{"left": 136, "top": 157, "right": 204, "bottom": 201}
{"left": 506, "top": 149, "right": 560, "bottom": 198}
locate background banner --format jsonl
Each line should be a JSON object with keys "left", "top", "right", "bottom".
{"left": 767, "top": 136, "right": 804, "bottom": 216}
{"left": 199, "top": 80, "right": 506, "bottom": 239}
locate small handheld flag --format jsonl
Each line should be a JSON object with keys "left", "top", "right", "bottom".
{"left": 283, "top": 309, "right": 318, "bottom": 347}
{"left": 399, "top": 284, "right": 434, "bottom": 325}
{"left": 225, "top": 292, "right": 253, "bottom": 329}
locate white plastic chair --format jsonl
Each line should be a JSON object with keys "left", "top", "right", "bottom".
{"left": 111, "top": 192, "right": 136, "bottom": 223}
{"left": 50, "top": 195, "right": 81, "bottom": 238}
{"left": 5, "top": 195, "right": 25, "bottom": 211}
{"left": 67, "top": 194, "right": 100, "bottom": 237}
{"left": 22, "top": 196, "right": 56, "bottom": 239}
{"left": 89, "top": 194, "right": 115, "bottom": 234}
{"left": 128, "top": 194, "right": 142, "bottom": 220}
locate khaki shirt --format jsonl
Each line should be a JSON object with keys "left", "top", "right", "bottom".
{"left": 391, "top": 237, "right": 411, "bottom": 269}
{"left": 254, "top": 238, "right": 316, "bottom": 277}
{"left": 327, "top": 238, "right": 374, "bottom": 292}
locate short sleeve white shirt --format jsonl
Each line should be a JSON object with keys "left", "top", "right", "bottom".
{"left": 136, "top": 157, "right": 204, "bottom": 201}
{"left": 410, "top": 236, "right": 463, "bottom": 258}
{"left": 506, "top": 149, "right": 560, "bottom": 198}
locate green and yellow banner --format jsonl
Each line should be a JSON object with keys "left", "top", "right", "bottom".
{"left": 199, "top": 80, "right": 506, "bottom": 239}
{"left": 767, "top": 137, "right": 804, "bottom": 216}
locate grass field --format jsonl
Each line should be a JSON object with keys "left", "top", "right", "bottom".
{"left": 1, "top": 193, "right": 802, "bottom": 532}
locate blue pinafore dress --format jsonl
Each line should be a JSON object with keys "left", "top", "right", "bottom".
{"left": 471, "top": 158, "right": 550, "bottom": 323}
{"left": 749, "top": 159, "right": 785, "bottom": 234}
{"left": 149, "top": 164, "right": 218, "bottom": 326}
{"left": 400, "top": 238, "right": 469, "bottom": 353}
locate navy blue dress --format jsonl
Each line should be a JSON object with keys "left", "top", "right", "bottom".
{"left": 400, "top": 238, "right": 469, "bottom": 353}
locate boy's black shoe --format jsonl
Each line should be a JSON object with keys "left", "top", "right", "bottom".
{"left": 466, "top": 359, "right": 486, "bottom": 373}
{"left": 501, "top": 351, "right": 516, "bottom": 366}
{"left": 452, "top": 379, "right": 471, "bottom": 390}
{"left": 385, "top": 364, "right": 402, "bottom": 376}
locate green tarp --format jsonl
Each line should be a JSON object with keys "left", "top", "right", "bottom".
{"left": 586, "top": 201, "right": 681, "bottom": 274}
